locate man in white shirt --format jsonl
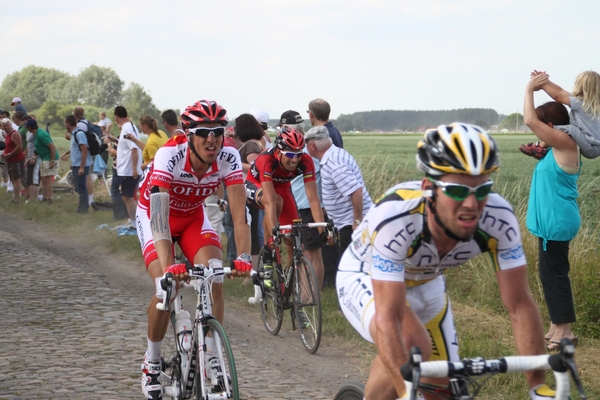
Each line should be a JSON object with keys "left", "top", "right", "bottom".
{"left": 305, "top": 126, "right": 372, "bottom": 253}
{"left": 114, "top": 105, "right": 142, "bottom": 223}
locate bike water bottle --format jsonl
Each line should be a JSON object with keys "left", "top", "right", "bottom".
{"left": 175, "top": 307, "right": 192, "bottom": 353}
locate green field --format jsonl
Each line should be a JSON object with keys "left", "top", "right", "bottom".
{"left": 1, "top": 132, "right": 599, "bottom": 398}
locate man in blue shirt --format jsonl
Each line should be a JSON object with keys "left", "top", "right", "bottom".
{"left": 10, "top": 97, "right": 27, "bottom": 116}
{"left": 307, "top": 98, "right": 343, "bottom": 148}
{"left": 61, "top": 115, "right": 92, "bottom": 213}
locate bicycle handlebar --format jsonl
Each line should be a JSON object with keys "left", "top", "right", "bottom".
{"left": 401, "top": 339, "right": 586, "bottom": 400}
{"left": 274, "top": 219, "right": 335, "bottom": 236}
{"left": 156, "top": 264, "right": 232, "bottom": 312}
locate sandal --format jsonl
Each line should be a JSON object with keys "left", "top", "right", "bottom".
{"left": 547, "top": 337, "right": 578, "bottom": 352}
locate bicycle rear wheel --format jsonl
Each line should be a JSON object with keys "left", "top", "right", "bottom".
{"left": 258, "top": 247, "right": 284, "bottom": 335}
{"left": 197, "top": 318, "right": 239, "bottom": 400}
{"left": 294, "top": 255, "right": 322, "bottom": 354}
{"left": 333, "top": 382, "right": 365, "bottom": 400}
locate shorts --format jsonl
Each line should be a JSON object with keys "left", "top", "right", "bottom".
{"left": 41, "top": 160, "right": 58, "bottom": 177}
{"left": 245, "top": 181, "right": 299, "bottom": 226}
{"left": 116, "top": 175, "right": 140, "bottom": 198}
{"left": 136, "top": 207, "right": 222, "bottom": 274}
{"left": 298, "top": 208, "right": 323, "bottom": 250}
{"left": 336, "top": 253, "right": 459, "bottom": 362}
{"left": 25, "top": 158, "right": 41, "bottom": 186}
{"left": 7, "top": 159, "right": 25, "bottom": 181}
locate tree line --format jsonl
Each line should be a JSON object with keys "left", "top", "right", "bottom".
{"left": 334, "top": 109, "right": 510, "bottom": 132}
{"left": 0, "top": 65, "right": 166, "bottom": 128}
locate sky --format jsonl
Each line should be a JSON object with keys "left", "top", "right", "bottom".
{"left": 3, "top": 0, "right": 600, "bottom": 120}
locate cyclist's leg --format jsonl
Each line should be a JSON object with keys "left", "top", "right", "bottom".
{"left": 299, "top": 208, "right": 325, "bottom": 289}
{"left": 276, "top": 185, "right": 298, "bottom": 266}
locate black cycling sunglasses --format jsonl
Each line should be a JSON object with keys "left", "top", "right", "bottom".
{"left": 188, "top": 126, "right": 225, "bottom": 138}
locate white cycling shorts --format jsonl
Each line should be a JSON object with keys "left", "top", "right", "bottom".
{"left": 336, "top": 255, "right": 459, "bottom": 362}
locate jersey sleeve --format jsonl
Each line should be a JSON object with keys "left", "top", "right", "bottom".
{"left": 300, "top": 154, "right": 316, "bottom": 183}
{"left": 147, "top": 145, "right": 176, "bottom": 189}
{"left": 220, "top": 147, "right": 244, "bottom": 187}
{"left": 255, "top": 153, "right": 275, "bottom": 183}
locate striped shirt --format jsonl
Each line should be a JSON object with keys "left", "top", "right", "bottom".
{"left": 320, "top": 145, "right": 372, "bottom": 227}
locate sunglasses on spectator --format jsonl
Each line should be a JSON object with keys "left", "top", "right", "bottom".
{"left": 189, "top": 126, "right": 225, "bottom": 138}
{"left": 282, "top": 151, "right": 303, "bottom": 159}
{"left": 428, "top": 178, "right": 493, "bottom": 201}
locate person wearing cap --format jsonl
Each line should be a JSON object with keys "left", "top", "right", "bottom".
{"left": 1, "top": 117, "right": 25, "bottom": 203}
{"left": 307, "top": 98, "right": 343, "bottom": 148}
{"left": 251, "top": 108, "right": 273, "bottom": 148}
{"left": 305, "top": 126, "right": 372, "bottom": 255}
{"left": 28, "top": 118, "right": 58, "bottom": 202}
{"left": 10, "top": 97, "right": 27, "bottom": 116}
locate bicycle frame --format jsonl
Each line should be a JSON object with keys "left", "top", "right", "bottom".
{"left": 157, "top": 265, "right": 234, "bottom": 400}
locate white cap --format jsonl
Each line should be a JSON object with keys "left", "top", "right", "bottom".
{"left": 250, "top": 109, "right": 269, "bottom": 125}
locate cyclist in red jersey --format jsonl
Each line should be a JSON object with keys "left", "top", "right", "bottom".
{"left": 136, "top": 100, "right": 251, "bottom": 400}
{"left": 245, "top": 126, "right": 333, "bottom": 283}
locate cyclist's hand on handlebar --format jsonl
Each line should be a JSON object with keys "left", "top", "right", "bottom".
{"left": 266, "top": 236, "right": 277, "bottom": 250}
{"left": 231, "top": 253, "right": 252, "bottom": 277}
{"left": 165, "top": 263, "right": 190, "bottom": 283}
{"left": 320, "top": 229, "right": 337, "bottom": 246}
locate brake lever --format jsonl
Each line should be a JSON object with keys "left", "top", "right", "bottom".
{"left": 156, "top": 272, "right": 173, "bottom": 311}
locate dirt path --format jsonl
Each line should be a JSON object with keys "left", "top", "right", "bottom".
{"left": 0, "top": 210, "right": 366, "bottom": 399}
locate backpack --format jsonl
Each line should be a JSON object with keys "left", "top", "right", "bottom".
{"left": 73, "top": 120, "right": 103, "bottom": 155}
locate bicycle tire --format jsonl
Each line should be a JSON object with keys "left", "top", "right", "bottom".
{"left": 197, "top": 318, "right": 239, "bottom": 400}
{"left": 294, "top": 255, "right": 322, "bottom": 354}
{"left": 159, "top": 316, "right": 184, "bottom": 399}
{"left": 258, "top": 247, "right": 284, "bottom": 335}
{"left": 333, "top": 382, "right": 365, "bottom": 400}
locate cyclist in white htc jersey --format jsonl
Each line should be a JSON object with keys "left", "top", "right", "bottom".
{"left": 338, "top": 123, "right": 554, "bottom": 400}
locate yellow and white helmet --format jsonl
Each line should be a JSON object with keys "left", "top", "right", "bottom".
{"left": 416, "top": 123, "right": 500, "bottom": 176}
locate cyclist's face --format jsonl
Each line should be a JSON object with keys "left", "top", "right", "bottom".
{"left": 279, "top": 150, "right": 302, "bottom": 171}
{"left": 188, "top": 122, "right": 224, "bottom": 164}
{"left": 423, "top": 173, "right": 490, "bottom": 240}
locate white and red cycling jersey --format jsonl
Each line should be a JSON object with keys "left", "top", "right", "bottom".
{"left": 138, "top": 135, "right": 244, "bottom": 216}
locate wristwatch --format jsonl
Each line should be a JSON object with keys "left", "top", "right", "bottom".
{"left": 354, "top": 219, "right": 362, "bottom": 225}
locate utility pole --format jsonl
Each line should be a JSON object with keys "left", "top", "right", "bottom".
{"left": 515, "top": 109, "right": 519, "bottom": 132}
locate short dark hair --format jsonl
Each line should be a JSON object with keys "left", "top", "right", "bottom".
{"left": 13, "top": 111, "right": 25, "bottom": 123}
{"left": 161, "top": 109, "right": 178, "bottom": 126}
{"left": 536, "top": 101, "right": 570, "bottom": 126}
{"left": 114, "top": 105, "right": 128, "bottom": 118}
{"left": 308, "top": 99, "right": 331, "bottom": 121}
{"left": 0, "top": 111, "right": 9, "bottom": 119}
{"left": 235, "top": 114, "right": 264, "bottom": 142}
{"left": 74, "top": 106, "right": 85, "bottom": 120}
{"left": 65, "top": 115, "right": 77, "bottom": 127}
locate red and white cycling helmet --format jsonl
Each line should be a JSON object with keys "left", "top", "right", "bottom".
{"left": 180, "top": 100, "right": 228, "bottom": 129}
{"left": 275, "top": 126, "right": 305, "bottom": 151}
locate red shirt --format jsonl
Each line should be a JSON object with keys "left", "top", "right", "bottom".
{"left": 3, "top": 129, "right": 25, "bottom": 163}
{"left": 245, "top": 147, "right": 316, "bottom": 187}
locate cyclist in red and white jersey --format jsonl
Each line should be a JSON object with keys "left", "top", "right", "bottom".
{"left": 337, "top": 123, "right": 553, "bottom": 400}
{"left": 136, "top": 100, "right": 251, "bottom": 400}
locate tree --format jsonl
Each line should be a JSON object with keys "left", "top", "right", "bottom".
{"left": 0, "top": 65, "right": 73, "bottom": 111}
{"left": 498, "top": 113, "right": 525, "bottom": 132}
{"left": 121, "top": 82, "right": 160, "bottom": 122}
{"left": 75, "top": 65, "right": 123, "bottom": 108}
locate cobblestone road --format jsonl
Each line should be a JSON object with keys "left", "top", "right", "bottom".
{"left": 0, "top": 218, "right": 364, "bottom": 399}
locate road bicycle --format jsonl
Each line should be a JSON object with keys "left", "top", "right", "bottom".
{"left": 255, "top": 219, "right": 334, "bottom": 354}
{"left": 333, "top": 338, "right": 587, "bottom": 400}
{"left": 157, "top": 263, "right": 239, "bottom": 400}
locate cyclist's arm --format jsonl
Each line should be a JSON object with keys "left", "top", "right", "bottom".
{"left": 305, "top": 180, "right": 325, "bottom": 234}
{"left": 261, "top": 180, "right": 278, "bottom": 239}
{"left": 149, "top": 187, "right": 175, "bottom": 273}
{"left": 225, "top": 182, "right": 251, "bottom": 257}
{"left": 496, "top": 265, "right": 546, "bottom": 389}
{"left": 371, "top": 279, "right": 409, "bottom": 399}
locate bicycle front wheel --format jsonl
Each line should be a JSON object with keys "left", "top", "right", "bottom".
{"left": 258, "top": 247, "right": 284, "bottom": 335}
{"left": 197, "top": 318, "right": 239, "bottom": 400}
{"left": 333, "top": 382, "right": 365, "bottom": 400}
{"left": 294, "top": 255, "right": 322, "bottom": 354}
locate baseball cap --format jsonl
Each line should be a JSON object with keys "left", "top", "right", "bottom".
{"left": 10, "top": 97, "right": 22, "bottom": 106}
{"left": 250, "top": 109, "right": 269, "bottom": 126}
{"left": 26, "top": 119, "right": 38, "bottom": 128}
{"left": 277, "top": 110, "right": 303, "bottom": 126}
{"left": 304, "top": 126, "right": 330, "bottom": 142}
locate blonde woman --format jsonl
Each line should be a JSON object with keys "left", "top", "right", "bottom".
{"left": 126, "top": 115, "right": 168, "bottom": 170}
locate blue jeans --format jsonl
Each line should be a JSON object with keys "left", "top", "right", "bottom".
{"left": 72, "top": 166, "right": 89, "bottom": 213}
